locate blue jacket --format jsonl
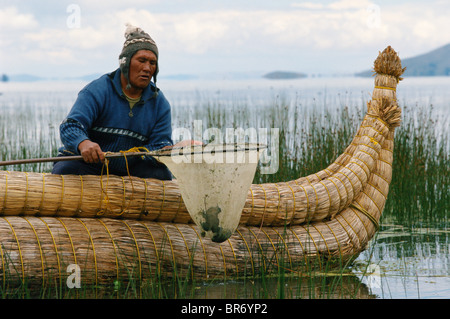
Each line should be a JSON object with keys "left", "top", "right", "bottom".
{"left": 59, "top": 69, "right": 173, "bottom": 172}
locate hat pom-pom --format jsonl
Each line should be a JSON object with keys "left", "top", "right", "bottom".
{"left": 124, "top": 23, "right": 143, "bottom": 39}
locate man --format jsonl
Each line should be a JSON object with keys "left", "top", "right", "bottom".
{"left": 53, "top": 24, "right": 196, "bottom": 179}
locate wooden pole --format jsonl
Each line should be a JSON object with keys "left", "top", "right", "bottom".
{"left": 0, "top": 144, "right": 266, "bottom": 167}
{"left": 0, "top": 151, "right": 150, "bottom": 167}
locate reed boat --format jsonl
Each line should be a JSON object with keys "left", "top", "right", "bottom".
{"left": 0, "top": 47, "right": 404, "bottom": 286}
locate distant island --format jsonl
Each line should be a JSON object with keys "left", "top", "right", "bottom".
{"left": 356, "top": 43, "right": 450, "bottom": 77}
{"left": 263, "top": 71, "right": 307, "bottom": 80}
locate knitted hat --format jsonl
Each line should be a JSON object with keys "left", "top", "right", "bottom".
{"left": 119, "top": 24, "right": 159, "bottom": 89}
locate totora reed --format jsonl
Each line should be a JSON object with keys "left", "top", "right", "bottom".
{"left": 0, "top": 46, "right": 404, "bottom": 286}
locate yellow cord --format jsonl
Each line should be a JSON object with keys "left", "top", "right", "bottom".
{"left": 350, "top": 203, "right": 380, "bottom": 230}
{"left": 99, "top": 147, "right": 150, "bottom": 216}
{"left": 2, "top": 172, "right": 8, "bottom": 214}
{"left": 374, "top": 85, "right": 396, "bottom": 91}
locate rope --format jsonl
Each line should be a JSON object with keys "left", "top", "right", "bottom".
{"left": 235, "top": 229, "right": 254, "bottom": 276}
{"left": 248, "top": 186, "right": 255, "bottom": 222}
{"left": 38, "top": 174, "right": 46, "bottom": 212}
{"left": 289, "top": 228, "right": 310, "bottom": 272}
{"left": 258, "top": 184, "right": 267, "bottom": 227}
{"left": 374, "top": 86, "right": 396, "bottom": 91}
{"left": 248, "top": 228, "right": 266, "bottom": 271}
{"left": 295, "top": 180, "right": 310, "bottom": 213}
{"left": 350, "top": 160, "right": 370, "bottom": 181}
{"left": 300, "top": 224, "right": 323, "bottom": 269}
{"left": 324, "top": 222, "right": 342, "bottom": 258}
{"left": 56, "top": 175, "right": 65, "bottom": 214}
{"left": 23, "top": 217, "right": 45, "bottom": 287}
{"left": 219, "top": 245, "right": 227, "bottom": 280}
{"left": 346, "top": 165, "right": 364, "bottom": 188}
{"left": 23, "top": 172, "right": 29, "bottom": 213}
{"left": 189, "top": 224, "right": 208, "bottom": 279}
{"left": 327, "top": 178, "right": 342, "bottom": 212}
{"left": 157, "top": 223, "right": 176, "bottom": 274}
{"left": 76, "top": 218, "right": 98, "bottom": 295}
{"left": 226, "top": 238, "right": 238, "bottom": 277}
{"left": 98, "top": 157, "right": 111, "bottom": 215}
{"left": 260, "top": 228, "right": 280, "bottom": 270}
{"left": 337, "top": 212, "right": 363, "bottom": 253}
{"left": 272, "top": 228, "right": 293, "bottom": 271}
{"left": 285, "top": 182, "right": 296, "bottom": 225}
{"left": 319, "top": 181, "right": 333, "bottom": 216}
{"left": 140, "top": 222, "right": 161, "bottom": 279}
{"left": 0, "top": 235, "right": 4, "bottom": 291}
{"left": 122, "top": 220, "right": 142, "bottom": 297}
{"left": 99, "top": 146, "right": 150, "bottom": 216}
{"left": 76, "top": 175, "right": 84, "bottom": 215}
{"left": 350, "top": 203, "right": 380, "bottom": 231}
{"left": 2, "top": 217, "right": 24, "bottom": 285}
{"left": 119, "top": 177, "right": 126, "bottom": 215}
{"left": 56, "top": 217, "right": 78, "bottom": 298}
{"left": 306, "top": 177, "right": 319, "bottom": 216}
{"left": 311, "top": 224, "right": 331, "bottom": 257}
{"left": 173, "top": 189, "right": 183, "bottom": 222}
{"left": 272, "top": 183, "right": 281, "bottom": 225}
{"left": 97, "top": 219, "right": 119, "bottom": 282}
{"left": 159, "top": 180, "right": 166, "bottom": 219}
{"left": 2, "top": 172, "right": 8, "bottom": 214}
{"left": 141, "top": 179, "right": 148, "bottom": 218}
{"left": 173, "top": 224, "right": 194, "bottom": 280}
{"left": 39, "top": 217, "right": 62, "bottom": 290}
{"left": 366, "top": 114, "right": 389, "bottom": 129}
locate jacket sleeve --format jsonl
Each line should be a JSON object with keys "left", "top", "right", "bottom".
{"left": 60, "top": 88, "right": 101, "bottom": 155}
{"left": 143, "top": 92, "right": 173, "bottom": 152}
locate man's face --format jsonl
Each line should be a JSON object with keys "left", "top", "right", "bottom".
{"left": 128, "top": 50, "right": 157, "bottom": 90}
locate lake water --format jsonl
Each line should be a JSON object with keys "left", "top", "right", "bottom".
{"left": 1, "top": 75, "right": 449, "bottom": 110}
{"left": 0, "top": 76, "right": 449, "bottom": 299}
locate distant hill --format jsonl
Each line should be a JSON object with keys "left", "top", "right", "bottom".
{"left": 356, "top": 43, "right": 450, "bottom": 77}
{"left": 263, "top": 71, "right": 307, "bottom": 80}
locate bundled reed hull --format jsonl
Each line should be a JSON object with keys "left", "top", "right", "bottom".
{"left": 0, "top": 115, "right": 389, "bottom": 227}
{"left": 0, "top": 47, "right": 403, "bottom": 286}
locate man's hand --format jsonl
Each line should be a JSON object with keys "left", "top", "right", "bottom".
{"left": 78, "top": 140, "right": 105, "bottom": 163}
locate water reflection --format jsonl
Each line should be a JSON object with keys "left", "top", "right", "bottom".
{"left": 353, "top": 224, "right": 450, "bottom": 299}
{"left": 165, "top": 224, "right": 449, "bottom": 299}
{"left": 165, "top": 274, "right": 376, "bottom": 299}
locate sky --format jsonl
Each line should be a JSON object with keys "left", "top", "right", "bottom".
{"left": 1, "top": 0, "right": 449, "bottom": 79}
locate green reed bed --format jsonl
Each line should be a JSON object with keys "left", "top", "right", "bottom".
{"left": 384, "top": 104, "right": 449, "bottom": 228}
{"left": 0, "top": 102, "right": 63, "bottom": 172}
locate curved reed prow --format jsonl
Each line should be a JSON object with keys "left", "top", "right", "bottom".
{"left": 368, "top": 46, "right": 405, "bottom": 129}
{"left": 337, "top": 46, "right": 405, "bottom": 252}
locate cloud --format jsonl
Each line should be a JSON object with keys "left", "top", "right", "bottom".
{"left": 0, "top": 6, "right": 39, "bottom": 49}
{"left": 291, "top": 3, "right": 325, "bottom": 10}
{"left": 1, "top": 1, "right": 449, "bottom": 76}
{"left": 291, "top": 0, "right": 372, "bottom": 11}
{"left": 328, "top": 0, "right": 372, "bottom": 10}
{"left": 0, "top": 6, "right": 39, "bottom": 29}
